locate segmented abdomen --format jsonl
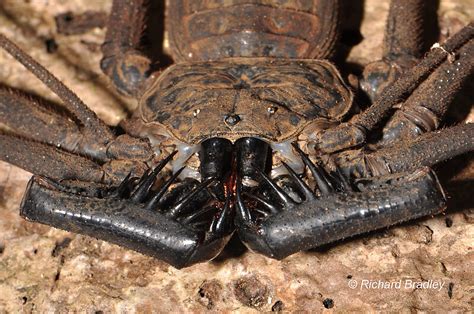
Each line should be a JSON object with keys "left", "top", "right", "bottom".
{"left": 167, "top": 0, "right": 340, "bottom": 61}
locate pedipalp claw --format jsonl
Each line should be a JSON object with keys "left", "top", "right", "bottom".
{"left": 291, "top": 143, "right": 335, "bottom": 194}
{"left": 131, "top": 151, "right": 177, "bottom": 202}
{"left": 166, "top": 177, "right": 215, "bottom": 218}
{"left": 209, "top": 193, "right": 233, "bottom": 234}
{"left": 144, "top": 167, "right": 184, "bottom": 211}
{"left": 236, "top": 177, "right": 252, "bottom": 223}
{"left": 110, "top": 172, "right": 135, "bottom": 198}
{"left": 244, "top": 192, "right": 280, "bottom": 215}
{"left": 256, "top": 168, "right": 296, "bottom": 207}
{"left": 281, "top": 161, "right": 315, "bottom": 201}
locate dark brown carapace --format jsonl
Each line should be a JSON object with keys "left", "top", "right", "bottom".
{"left": 167, "top": 0, "right": 339, "bottom": 60}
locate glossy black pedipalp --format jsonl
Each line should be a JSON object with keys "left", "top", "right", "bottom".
{"left": 235, "top": 137, "right": 270, "bottom": 183}
{"left": 199, "top": 138, "right": 233, "bottom": 180}
{"left": 20, "top": 153, "right": 234, "bottom": 269}
{"left": 237, "top": 165, "right": 446, "bottom": 259}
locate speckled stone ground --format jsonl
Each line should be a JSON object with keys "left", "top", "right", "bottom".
{"left": 0, "top": 1, "right": 473, "bottom": 312}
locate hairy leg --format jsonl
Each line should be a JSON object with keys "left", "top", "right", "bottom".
{"left": 378, "top": 39, "right": 473, "bottom": 146}
{"left": 361, "top": 0, "right": 427, "bottom": 100}
{"left": 100, "top": 0, "right": 154, "bottom": 97}
{"left": 0, "top": 132, "right": 106, "bottom": 183}
{"left": 317, "top": 23, "right": 473, "bottom": 153}
{"left": 0, "top": 34, "right": 155, "bottom": 182}
{"left": 333, "top": 123, "right": 474, "bottom": 178}
{"left": 0, "top": 86, "right": 111, "bottom": 161}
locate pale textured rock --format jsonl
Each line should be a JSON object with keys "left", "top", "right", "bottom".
{"left": 0, "top": 0, "right": 473, "bottom": 312}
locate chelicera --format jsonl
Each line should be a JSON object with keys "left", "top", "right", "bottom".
{"left": 0, "top": 1, "right": 472, "bottom": 269}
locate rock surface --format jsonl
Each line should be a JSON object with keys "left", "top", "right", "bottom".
{"left": 0, "top": 0, "right": 473, "bottom": 312}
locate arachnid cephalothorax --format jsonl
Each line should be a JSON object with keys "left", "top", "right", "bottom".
{"left": 0, "top": 1, "right": 473, "bottom": 268}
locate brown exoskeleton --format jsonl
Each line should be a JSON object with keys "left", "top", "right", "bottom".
{"left": 0, "top": 1, "right": 472, "bottom": 268}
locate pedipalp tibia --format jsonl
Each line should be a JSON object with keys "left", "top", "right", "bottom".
{"left": 20, "top": 152, "right": 234, "bottom": 269}
{"left": 236, "top": 144, "right": 447, "bottom": 260}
